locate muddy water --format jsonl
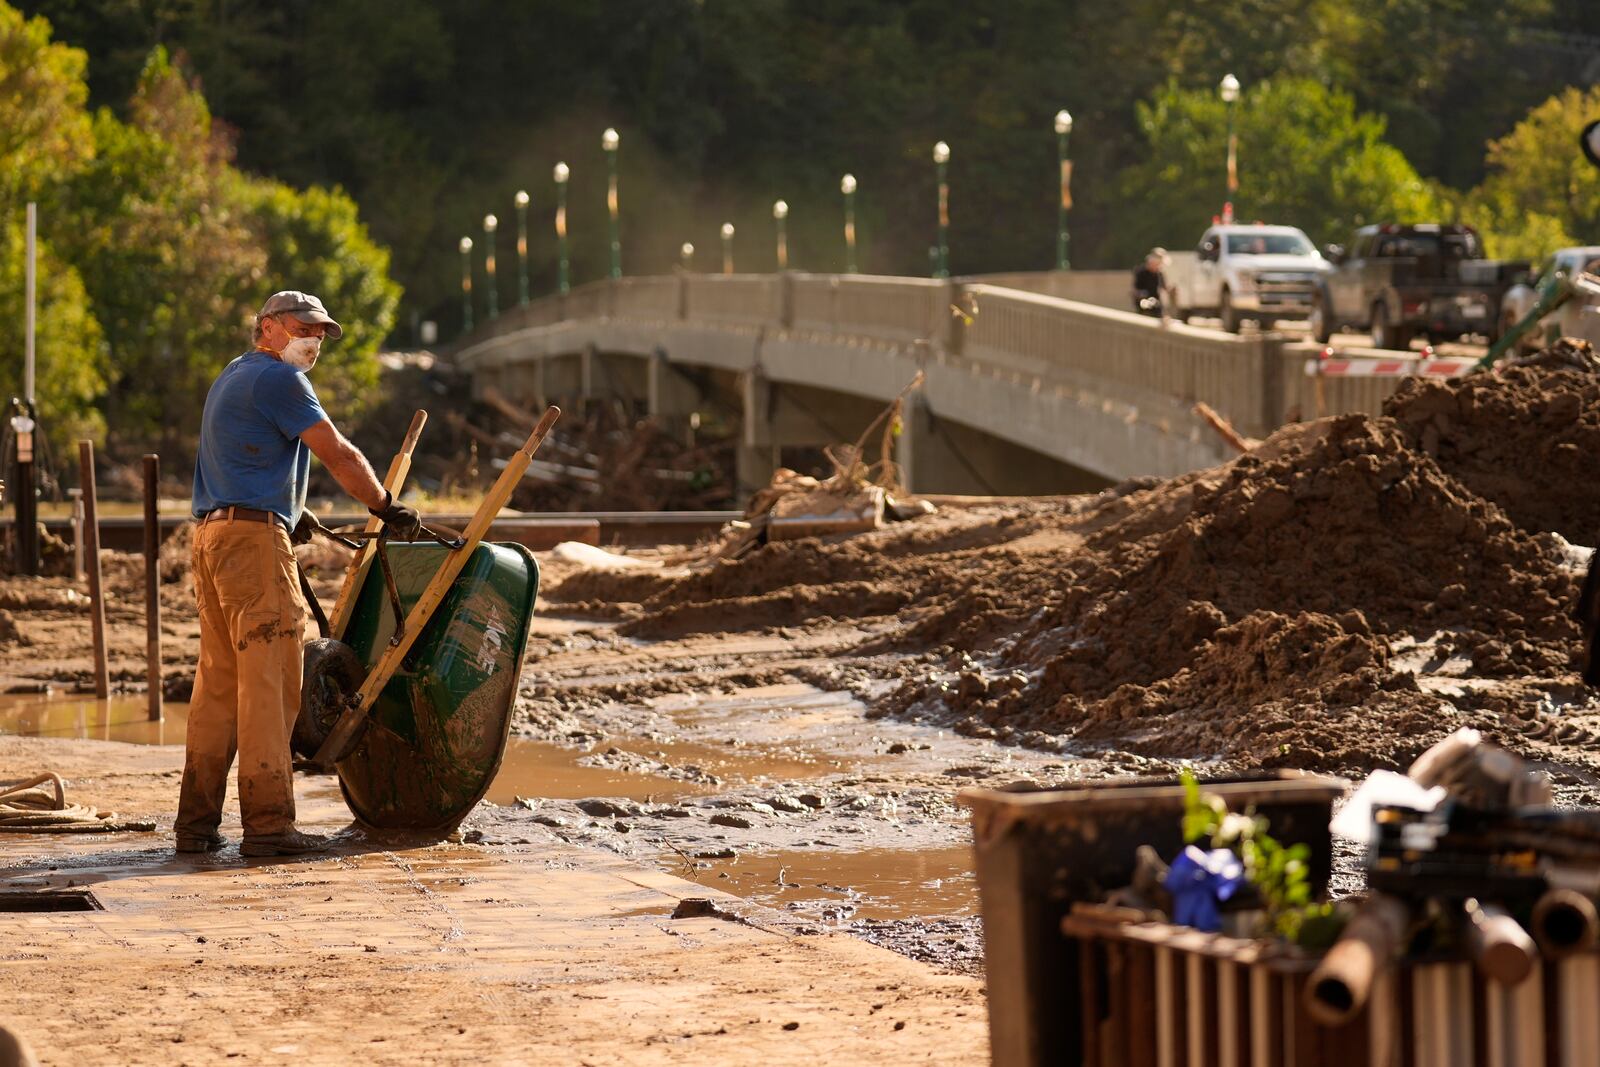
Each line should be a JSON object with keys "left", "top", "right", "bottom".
{"left": 486, "top": 741, "right": 705, "bottom": 804}
{"left": 687, "top": 845, "right": 977, "bottom": 922}
{"left": 0, "top": 695, "right": 190, "bottom": 745}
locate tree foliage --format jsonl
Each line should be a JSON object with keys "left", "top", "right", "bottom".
{"left": 0, "top": 221, "right": 103, "bottom": 443}
{"left": 52, "top": 47, "right": 262, "bottom": 454}
{"left": 235, "top": 176, "right": 401, "bottom": 424}
{"left": 1117, "top": 79, "right": 1437, "bottom": 257}
{"left": 0, "top": 1, "right": 90, "bottom": 204}
{"left": 0, "top": 8, "right": 403, "bottom": 465}
{"left": 1460, "top": 86, "right": 1600, "bottom": 258}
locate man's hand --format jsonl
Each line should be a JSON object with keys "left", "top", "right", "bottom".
{"left": 291, "top": 509, "right": 319, "bottom": 546}
{"left": 370, "top": 492, "right": 423, "bottom": 541}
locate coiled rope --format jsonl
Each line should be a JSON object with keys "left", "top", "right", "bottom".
{"left": 0, "top": 772, "right": 155, "bottom": 833}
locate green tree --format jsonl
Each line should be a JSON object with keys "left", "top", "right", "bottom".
{"left": 235, "top": 176, "right": 402, "bottom": 424}
{"left": 0, "top": 222, "right": 104, "bottom": 446}
{"left": 1460, "top": 86, "right": 1600, "bottom": 259}
{"left": 51, "top": 46, "right": 263, "bottom": 455}
{"left": 1114, "top": 78, "right": 1437, "bottom": 261}
{"left": 0, "top": 0, "right": 91, "bottom": 205}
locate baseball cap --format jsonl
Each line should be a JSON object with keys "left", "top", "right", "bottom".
{"left": 258, "top": 290, "right": 343, "bottom": 340}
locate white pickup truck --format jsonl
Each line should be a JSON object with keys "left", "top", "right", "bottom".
{"left": 1167, "top": 224, "right": 1332, "bottom": 333}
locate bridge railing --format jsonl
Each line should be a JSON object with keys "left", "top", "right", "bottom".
{"left": 964, "top": 270, "right": 1132, "bottom": 311}
{"left": 790, "top": 274, "right": 950, "bottom": 344}
{"left": 961, "top": 284, "right": 1277, "bottom": 436}
{"left": 609, "top": 275, "right": 682, "bottom": 319}
{"left": 684, "top": 275, "right": 782, "bottom": 325}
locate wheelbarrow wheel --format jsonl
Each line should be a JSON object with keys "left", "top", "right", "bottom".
{"left": 291, "top": 638, "right": 368, "bottom": 761}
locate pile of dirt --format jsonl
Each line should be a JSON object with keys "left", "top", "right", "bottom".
{"left": 1384, "top": 357, "right": 1600, "bottom": 545}
{"left": 549, "top": 364, "right": 1596, "bottom": 773}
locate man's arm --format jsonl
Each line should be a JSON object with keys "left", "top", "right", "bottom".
{"left": 300, "top": 420, "right": 387, "bottom": 511}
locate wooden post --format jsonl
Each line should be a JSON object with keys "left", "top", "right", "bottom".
{"left": 143, "top": 454, "right": 162, "bottom": 721}
{"left": 78, "top": 441, "right": 108, "bottom": 699}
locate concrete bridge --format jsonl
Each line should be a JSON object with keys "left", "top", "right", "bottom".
{"left": 452, "top": 272, "right": 1406, "bottom": 496}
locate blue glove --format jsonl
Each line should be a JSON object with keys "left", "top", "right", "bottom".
{"left": 1163, "top": 845, "right": 1245, "bottom": 932}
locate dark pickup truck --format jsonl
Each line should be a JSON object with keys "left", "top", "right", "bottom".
{"left": 1309, "top": 224, "right": 1526, "bottom": 349}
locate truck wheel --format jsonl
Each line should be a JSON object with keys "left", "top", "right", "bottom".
{"left": 1220, "top": 288, "right": 1241, "bottom": 333}
{"left": 1310, "top": 293, "right": 1333, "bottom": 344}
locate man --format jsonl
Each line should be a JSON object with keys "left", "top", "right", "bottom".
{"left": 177, "top": 290, "right": 420, "bottom": 857}
{"left": 1132, "top": 247, "right": 1170, "bottom": 316}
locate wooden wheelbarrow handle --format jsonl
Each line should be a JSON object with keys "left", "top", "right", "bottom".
{"left": 326, "top": 410, "right": 429, "bottom": 640}
{"left": 312, "top": 406, "right": 561, "bottom": 770}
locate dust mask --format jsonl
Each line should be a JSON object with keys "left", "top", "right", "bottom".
{"left": 279, "top": 336, "right": 321, "bottom": 371}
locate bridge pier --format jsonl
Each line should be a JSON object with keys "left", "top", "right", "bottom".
{"left": 738, "top": 370, "right": 900, "bottom": 498}
{"left": 897, "top": 394, "right": 1109, "bottom": 495}
{"left": 648, "top": 350, "right": 704, "bottom": 440}
{"left": 597, "top": 350, "right": 648, "bottom": 411}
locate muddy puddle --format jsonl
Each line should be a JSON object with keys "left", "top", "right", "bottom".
{"left": 0, "top": 694, "right": 190, "bottom": 745}
{"left": 683, "top": 845, "right": 977, "bottom": 922}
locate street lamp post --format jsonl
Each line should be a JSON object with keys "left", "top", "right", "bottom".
{"left": 680, "top": 242, "right": 694, "bottom": 270}
{"left": 840, "top": 174, "right": 858, "bottom": 273}
{"left": 1220, "top": 73, "right": 1240, "bottom": 223}
{"left": 483, "top": 213, "right": 499, "bottom": 320}
{"left": 458, "top": 236, "right": 474, "bottom": 333}
{"left": 553, "top": 162, "right": 570, "bottom": 294}
{"left": 720, "top": 223, "right": 735, "bottom": 274}
{"left": 1054, "top": 110, "right": 1073, "bottom": 271}
{"left": 932, "top": 141, "right": 950, "bottom": 278}
{"left": 514, "top": 190, "right": 530, "bottom": 306}
{"left": 602, "top": 127, "right": 621, "bottom": 279}
{"left": 773, "top": 199, "right": 789, "bottom": 271}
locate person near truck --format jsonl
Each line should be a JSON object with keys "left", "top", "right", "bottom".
{"left": 1133, "top": 247, "right": 1171, "bottom": 316}
{"left": 175, "top": 290, "right": 421, "bottom": 857}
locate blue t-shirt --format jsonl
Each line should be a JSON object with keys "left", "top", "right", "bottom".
{"left": 191, "top": 351, "right": 329, "bottom": 527}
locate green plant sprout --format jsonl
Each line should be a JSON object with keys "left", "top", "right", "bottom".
{"left": 1180, "top": 768, "right": 1341, "bottom": 948}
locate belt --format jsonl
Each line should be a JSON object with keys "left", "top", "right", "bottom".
{"left": 200, "top": 506, "right": 285, "bottom": 528}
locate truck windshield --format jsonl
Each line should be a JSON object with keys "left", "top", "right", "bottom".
{"left": 1373, "top": 233, "right": 1481, "bottom": 259}
{"left": 1224, "top": 233, "right": 1313, "bottom": 255}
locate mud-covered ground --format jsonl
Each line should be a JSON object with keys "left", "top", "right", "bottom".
{"left": 544, "top": 362, "right": 1600, "bottom": 789}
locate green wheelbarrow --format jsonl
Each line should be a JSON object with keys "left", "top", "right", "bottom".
{"left": 290, "top": 405, "right": 560, "bottom": 831}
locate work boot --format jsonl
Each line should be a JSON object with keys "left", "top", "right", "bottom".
{"left": 240, "top": 829, "right": 331, "bottom": 857}
{"left": 175, "top": 831, "right": 227, "bottom": 853}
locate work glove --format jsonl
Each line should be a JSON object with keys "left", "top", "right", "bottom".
{"left": 291, "top": 508, "right": 319, "bottom": 546}
{"left": 370, "top": 491, "right": 423, "bottom": 541}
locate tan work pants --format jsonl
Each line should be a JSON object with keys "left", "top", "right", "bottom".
{"left": 175, "top": 515, "right": 308, "bottom": 840}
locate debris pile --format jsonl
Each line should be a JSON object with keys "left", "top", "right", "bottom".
{"left": 551, "top": 355, "right": 1600, "bottom": 774}
{"left": 1384, "top": 342, "right": 1600, "bottom": 543}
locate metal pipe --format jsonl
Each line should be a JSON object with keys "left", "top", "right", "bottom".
{"left": 1464, "top": 899, "right": 1537, "bottom": 985}
{"left": 67, "top": 489, "right": 83, "bottom": 580}
{"left": 24, "top": 203, "right": 35, "bottom": 404}
{"left": 1531, "top": 888, "right": 1599, "bottom": 955}
{"left": 1305, "top": 893, "right": 1409, "bottom": 1025}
